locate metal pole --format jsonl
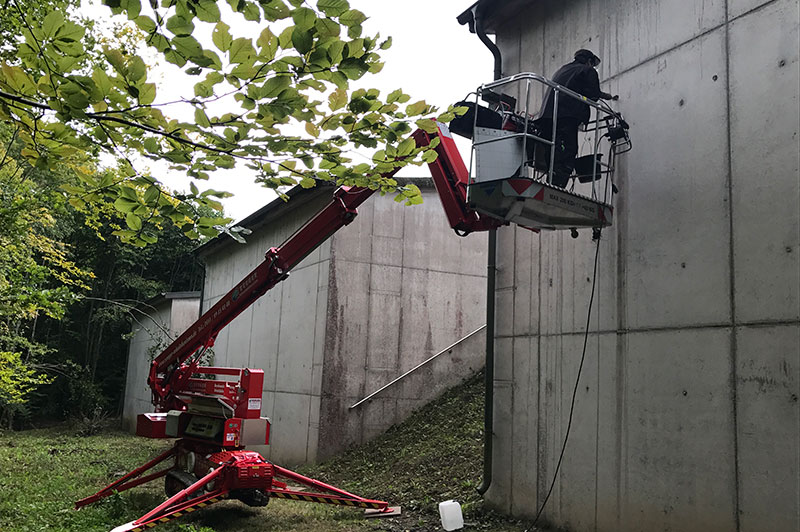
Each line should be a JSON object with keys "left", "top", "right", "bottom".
{"left": 549, "top": 90, "right": 559, "bottom": 185}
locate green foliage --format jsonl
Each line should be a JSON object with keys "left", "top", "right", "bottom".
{"left": 0, "top": 351, "right": 53, "bottom": 428}
{"left": 0, "top": 122, "right": 208, "bottom": 427}
{"left": 0, "top": 0, "right": 448, "bottom": 245}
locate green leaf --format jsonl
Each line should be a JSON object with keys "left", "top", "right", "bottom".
{"left": 189, "top": 181, "right": 199, "bottom": 195}
{"left": 138, "top": 83, "right": 156, "bottom": 105}
{"left": 397, "top": 137, "right": 415, "bottom": 156}
{"left": 242, "top": 1, "right": 261, "bottom": 21}
{"left": 126, "top": 212, "right": 143, "bottom": 230}
{"left": 387, "top": 88, "right": 405, "bottom": 103}
{"left": 114, "top": 196, "right": 138, "bottom": 213}
{"left": 212, "top": 22, "right": 233, "bottom": 52}
{"left": 195, "top": 107, "right": 211, "bottom": 127}
{"left": 328, "top": 88, "right": 347, "bottom": 110}
{"left": 1, "top": 65, "right": 36, "bottom": 96}
{"left": 339, "top": 8, "right": 366, "bottom": 27}
{"left": 121, "top": 0, "right": 141, "bottom": 19}
{"left": 144, "top": 185, "right": 160, "bottom": 203}
{"left": 195, "top": 0, "right": 221, "bottom": 22}
{"left": 164, "top": 48, "right": 188, "bottom": 67}
{"left": 127, "top": 56, "right": 147, "bottom": 81}
{"left": 166, "top": 15, "right": 194, "bottom": 36}
{"left": 42, "top": 11, "right": 65, "bottom": 40}
{"left": 229, "top": 38, "right": 256, "bottom": 64}
{"left": 261, "top": 74, "right": 290, "bottom": 97}
{"left": 339, "top": 57, "right": 368, "bottom": 80}
{"left": 421, "top": 149, "right": 438, "bottom": 163}
{"left": 315, "top": 17, "right": 340, "bottom": 38}
{"left": 318, "top": 0, "right": 348, "bottom": 17}
{"left": 194, "top": 80, "right": 214, "bottom": 98}
{"left": 55, "top": 21, "right": 85, "bottom": 44}
{"left": 291, "top": 27, "right": 313, "bottom": 55}
{"left": 172, "top": 36, "right": 204, "bottom": 59}
{"left": 407, "top": 100, "right": 429, "bottom": 116}
{"left": 292, "top": 7, "right": 317, "bottom": 29}
{"left": 416, "top": 118, "right": 439, "bottom": 133}
{"left": 134, "top": 15, "right": 157, "bottom": 33}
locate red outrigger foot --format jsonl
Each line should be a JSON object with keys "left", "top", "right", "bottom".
{"left": 77, "top": 442, "right": 396, "bottom": 531}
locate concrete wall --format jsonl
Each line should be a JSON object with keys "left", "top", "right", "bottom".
{"left": 201, "top": 185, "right": 487, "bottom": 465}
{"left": 487, "top": 1, "right": 800, "bottom": 531}
{"left": 319, "top": 190, "right": 487, "bottom": 458}
{"left": 122, "top": 294, "right": 200, "bottom": 431}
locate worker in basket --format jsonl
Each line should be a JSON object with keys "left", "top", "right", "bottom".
{"left": 533, "top": 49, "right": 617, "bottom": 188}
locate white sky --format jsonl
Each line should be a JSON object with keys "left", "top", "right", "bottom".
{"left": 81, "top": 1, "right": 492, "bottom": 222}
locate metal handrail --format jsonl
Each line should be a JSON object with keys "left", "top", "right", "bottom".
{"left": 348, "top": 324, "right": 486, "bottom": 410}
{"left": 481, "top": 71, "right": 614, "bottom": 115}
{"left": 473, "top": 71, "right": 626, "bottom": 191}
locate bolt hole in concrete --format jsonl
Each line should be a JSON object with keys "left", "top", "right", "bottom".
{"left": 786, "top": 246, "right": 793, "bottom": 253}
{"left": 682, "top": 390, "right": 688, "bottom": 396}
{"left": 681, "top": 262, "right": 686, "bottom": 268}
{"left": 779, "top": 59, "right": 786, "bottom": 67}
{"left": 712, "top": 74, "right": 718, "bottom": 81}
{"left": 679, "top": 98, "right": 685, "bottom": 106}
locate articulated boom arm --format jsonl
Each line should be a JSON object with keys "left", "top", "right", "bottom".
{"left": 148, "top": 124, "right": 497, "bottom": 412}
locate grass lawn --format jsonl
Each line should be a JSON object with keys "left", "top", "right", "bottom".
{"left": 0, "top": 374, "right": 538, "bottom": 532}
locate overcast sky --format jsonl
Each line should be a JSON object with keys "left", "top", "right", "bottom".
{"left": 82, "top": 1, "right": 493, "bottom": 221}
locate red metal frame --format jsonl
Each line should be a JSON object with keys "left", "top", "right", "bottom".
{"left": 413, "top": 127, "right": 504, "bottom": 235}
{"left": 78, "top": 125, "right": 503, "bottom": 530}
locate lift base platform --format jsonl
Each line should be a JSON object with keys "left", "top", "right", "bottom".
{"left": 466, "top": 177, "right": 612, "bottom": 231}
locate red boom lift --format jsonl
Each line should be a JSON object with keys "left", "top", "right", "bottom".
{"left": 76, "top": 83, "right": 630, "bottom": 530}
{"left": 75, "top": 125, "right": 508, "bottom": 532}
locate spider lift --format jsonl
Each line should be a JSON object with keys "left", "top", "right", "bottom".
{"left": 76, "top": 73, "right": 630, "bottom": 532}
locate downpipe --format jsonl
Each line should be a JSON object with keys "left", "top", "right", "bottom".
{"left": 473, "top": 8, "right": 500, "bottom": 497}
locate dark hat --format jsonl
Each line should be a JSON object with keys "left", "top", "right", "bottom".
{"left": 574, "top": 49, "right": 601, "bottom": 64}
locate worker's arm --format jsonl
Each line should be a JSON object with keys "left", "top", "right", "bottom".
{"left": 583, "top": 67, "right": 617, "bottom": 101}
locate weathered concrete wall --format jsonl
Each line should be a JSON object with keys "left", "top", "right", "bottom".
{"left": 487, "top": 1, "right": 800, "bottom": 531}
{"left": 202, "top": 185, "right": 487, "bottom": 465}
{"left": 122, "top": 294, "right": 200, "bottom": 431}
{"left": 318, "top": 190, "right": 488, "bottom": 457}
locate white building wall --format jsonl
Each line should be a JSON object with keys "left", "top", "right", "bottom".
{"left": 122, "top": 295, "right": 200, "bottom": 431}
{"left": 485, "top": 1, "right": 799, "bottom": 531}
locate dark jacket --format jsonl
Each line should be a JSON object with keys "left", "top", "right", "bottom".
{"left": 536, "top": 60, "right": 604, "bottom": 124}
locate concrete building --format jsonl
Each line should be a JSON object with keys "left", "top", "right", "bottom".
{"left": 122, "top": 292, "right": 201, "bottom": 432}
{"left": 462, "top": 1, "right": 799, "bottom": 531}
{"left": 195, "top": 182, "right": 487, "bottom": 465}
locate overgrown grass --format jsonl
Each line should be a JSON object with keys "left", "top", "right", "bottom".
{"left": 0, "top": 374, "right": 535, "bottom": 531}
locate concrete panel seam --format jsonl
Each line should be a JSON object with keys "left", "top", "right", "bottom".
{"left": 723, "top": 4, "right": 742, "bottom": 528}
{"left": 600, "top": 0, "right": 785, "bottom": 86}
{"left": 495, "top": 319, "right": 800, "bottom": 339}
